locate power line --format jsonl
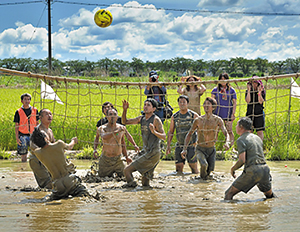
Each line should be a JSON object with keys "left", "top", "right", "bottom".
{"left": 0, "top": 1, "right": 43, "bottom": 6}
{"left": 19, "top": 4, "right": 47, "bottom": 59}
{"left": 53, "top": 0, "right": 300, "bottom": 17}
{"left": 2, "top": 0, "right": 300, "bottom": 16}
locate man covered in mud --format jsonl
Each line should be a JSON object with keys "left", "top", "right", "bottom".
{"left": 224, "top": 117, "right": 276, "bottom": 200}
{"left": 94, "top": 108, "right": 138, "bottom": 177}
{"left": 29, "top": 109, "right": 55, "bottom": 189}
{"left": 182, "top": 97, "right": 230, "bottom": 179}
{"left": 30, "top": 127, "right": 88, "bottom": 200}
{"left": 166, "top": 95, "right": 199, "bottom": 174}
{"left": 122, "top": 98, "right": 166, "bottom": 187}
{"left": 94, "top": 103, "right": 139, "bottom": 159}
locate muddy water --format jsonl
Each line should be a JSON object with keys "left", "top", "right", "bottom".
{"left": 0, "top": 160, "right": 299, "bottom": 231}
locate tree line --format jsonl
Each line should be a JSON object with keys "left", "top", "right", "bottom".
{"left": 1, "top": 56, "right": 300, "bottom": 78}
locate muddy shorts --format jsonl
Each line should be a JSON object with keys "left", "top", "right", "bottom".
{"left": 98, "top": 154, "right": 125, "bottom": 177}
{"left": 175, "top": 145, "right": 197, "bottom": 164}
{"left": 195, "top": 146, "right": 216, "bottom": 173}
{"left": 17, "top": 135, "right": 30, "bottom": 155}
{"left": 52, "top": 174, "right": 88, "bottom": 200}
{"left": 131, "top": 148, "right": 160, "bottom": 180}
{"left": 232, "top": 164, "right": 272, "bottom": 193}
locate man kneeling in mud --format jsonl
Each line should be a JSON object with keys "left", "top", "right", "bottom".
{"left": 30, "top": 128, "right": 88, "bottom": 200}
{"left": 224, "top": 117, "right": 276, "bottom": 200}
{"left": 95, "top": 108, "right": 137, "bottom": 177}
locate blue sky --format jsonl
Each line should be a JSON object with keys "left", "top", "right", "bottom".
{"left": 1, "top": 0, "right": 300, "bottom": 62}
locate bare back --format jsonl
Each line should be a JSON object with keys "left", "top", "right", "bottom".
{"left": 195, "top": 114, "right": 223, "bottom": 147}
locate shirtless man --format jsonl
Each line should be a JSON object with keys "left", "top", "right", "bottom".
{"left": 181, "top": 97, "right": 230, "bottom": 179}
{"left": 29, "top": 109, "right": 55, "bottom": 189}
{"left": 30, "top": 128, "right": 87, "bottom": 200}
{"left": 122, "top": 98, "right": 166, "bottom": 187}
{"left": 94, "top": 106, "right": 138, "bottom": 159}
{"left": 166, "top": 95, "right": 199, "bottom": 173}
{"left": 95, "top": 108, "right": 137, "bottom": 177}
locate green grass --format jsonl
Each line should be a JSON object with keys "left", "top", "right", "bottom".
{"left": 1, "top": 75, "right": 299, "bottom": 160}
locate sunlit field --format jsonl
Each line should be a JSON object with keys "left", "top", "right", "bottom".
{"left": 0, "top": 76, "right": 299, "bottom": 160}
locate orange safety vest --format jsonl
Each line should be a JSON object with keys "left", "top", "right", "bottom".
{"left": 17, "top": 107, "right": 38, "bottom": 134}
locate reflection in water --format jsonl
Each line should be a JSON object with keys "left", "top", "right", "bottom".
{"left": 0, "top": 160, "right": 299, "bottom": 231}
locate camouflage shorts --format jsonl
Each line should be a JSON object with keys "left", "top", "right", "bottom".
{"left": 17, "top": 135, "right": 30, "bottom": 155}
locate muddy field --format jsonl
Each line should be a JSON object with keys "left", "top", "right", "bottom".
{"left": 0, "top": 160, "right": 299, "bottom": 231}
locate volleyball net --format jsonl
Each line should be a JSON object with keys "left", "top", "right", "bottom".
{"left": 1, "top": 67, "right": 300, "bottom": 159}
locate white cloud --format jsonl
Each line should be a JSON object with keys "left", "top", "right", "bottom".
{"left": 0, "top": 23, "right": 48, "bottom": 57}
{"left": 1, "top": 0, "right": 300, "bottom": 61}
{"left": 260, "top": 27, "right": 284, "bottom": 40}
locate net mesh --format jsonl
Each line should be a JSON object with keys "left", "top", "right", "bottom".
{"left": 1, "top": 68, "right": 300, "bottom": 159}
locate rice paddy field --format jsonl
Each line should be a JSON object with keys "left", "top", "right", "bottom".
{"left": 0, "top": 75, "right": 300, "bottom": 160}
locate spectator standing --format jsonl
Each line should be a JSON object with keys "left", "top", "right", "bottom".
{"left": 211, "top": 73, "right": 237, "bottom": 147}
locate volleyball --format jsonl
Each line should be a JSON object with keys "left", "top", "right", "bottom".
{"left": 94, "top": 9, "right": 113, "bottom": 28}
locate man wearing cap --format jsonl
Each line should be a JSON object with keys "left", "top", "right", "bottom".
{"left": 144, "top": 71, "right": 167, "bottom": 124}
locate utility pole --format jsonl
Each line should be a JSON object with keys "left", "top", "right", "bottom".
{"left": 47, "top": 0, "right": 52, "bottom": 74}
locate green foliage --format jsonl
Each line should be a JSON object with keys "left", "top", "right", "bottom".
{"left": 75, "top": 146, "right": 95, "bottom": 160}
{"left": 265, "top": 137, "right": 300, "bottom": 160}
{"left": 0, "top": 148, "right": 11, "bottom": 160}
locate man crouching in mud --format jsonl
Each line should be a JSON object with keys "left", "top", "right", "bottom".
{"left": 122, "top": 98, "right": 166, "bottom": 187}
{"left": 224, "top": 117, "right": 276, "bottom": 200}
{"left": 30, "top": 128, "right": 88, "bottom": 200}
{"left": 94, "top": 108, "right": 138, "bottom": 177}
{"left": 182, "top": 97, "right": 230, "bottom": 179}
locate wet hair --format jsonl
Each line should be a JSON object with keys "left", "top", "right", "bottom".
{"left": 238, "top": 117, "right": 253, "bottom": 130}
{"left": 186, "top": 75, "right": 201, "bottom": 92}
{"left": 30, "top": 127, "right": 47, "bottom": 148}
{"left": 177, "top": 95, "right": 189, "bottom": 103}
{"left": 204, "top": 97, "right": 217, "bottom": 110}
{"left": 144, "top": 98, "right": 158, "bottom": 109}
{"left": 102, "top": 102, "right": 115, "bottom": 114}
{"left": 218, "top": 73, "right": 230, "bottom": 91}
{"left": 21, "top": 93, "right": 32, "bottom": 101}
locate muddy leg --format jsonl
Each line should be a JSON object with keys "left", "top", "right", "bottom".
{"left": 176, "top": 163, "right": 184, "bottom": 173}
{"left": 142, "top": 176, "right": 150, "bottom": 186}
{"left": 188, "top": 162, "right": 199, "bottom": 174}
{"left": 224, "top": 185, "right": 240, "bottom": 200}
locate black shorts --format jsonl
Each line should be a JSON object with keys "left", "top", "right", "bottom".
{"left": 175, "top": 146, "right": 197, "bottom": 164}
{"left": 247, "top": 113, "right": 265, "bottom": 131}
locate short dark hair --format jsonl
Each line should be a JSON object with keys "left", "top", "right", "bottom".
{"left": 102, "top": 102, "right": 115, "bottom": 114}
{"left": 204, "top": 97, "right": 217, "bottom": 110}
{"left": 145, "top": 98, "right": 158, "bottom": 109}
{"left": 177, "top": 95, "right": 189, "bottom": 103}
{"left": 30, "top": 127, "right": 47, "bottom": 148}
{"left": 21, "top": 93, "right": 32, "bottom": 101}
{"left": 238, "top": 117, "right": 253, "bottom": 130}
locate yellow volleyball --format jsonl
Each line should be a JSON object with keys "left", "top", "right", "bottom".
{"left": 94, "top": 9, "right": 113, "bottom": 28}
